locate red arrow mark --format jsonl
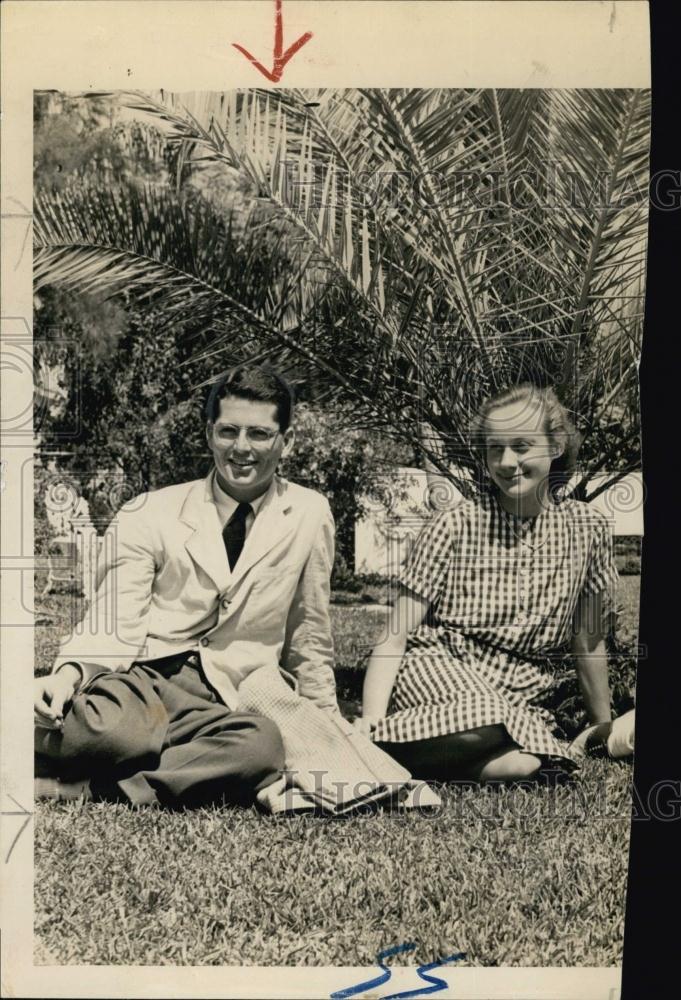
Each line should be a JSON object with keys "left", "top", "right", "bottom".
{"left": 233, "top": 0, "right": 313, "bottom": 83}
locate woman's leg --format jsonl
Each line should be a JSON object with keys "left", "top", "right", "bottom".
{"left": 378, "top": 724, "right": 521, "bottom": 780}
{"left": 378, "top": 726, "right": 543, "bottom": 782}
{"left": 462, "top": 746, "right": 542, "bottom": 781}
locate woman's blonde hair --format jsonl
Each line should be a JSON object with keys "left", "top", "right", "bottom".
{"left": 471, "top": 383, "right": 581, "bottom": 487}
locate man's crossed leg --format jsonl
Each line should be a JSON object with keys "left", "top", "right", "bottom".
{"left": 35, "top": 652, "right": 284, "bottom": 808}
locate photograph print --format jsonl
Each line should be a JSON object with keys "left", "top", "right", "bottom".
{"left": 32, "top": 86, "right": 646, "bottom": 970}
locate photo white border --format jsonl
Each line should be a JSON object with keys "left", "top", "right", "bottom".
{"left": 1, "top": 2, "right": 650, "bottom": 997}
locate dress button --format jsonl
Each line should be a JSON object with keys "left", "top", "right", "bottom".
{"left": 200, "top": 637, "right": 210, "bottom": 647}
{"left": 221, "top": 598, "right": 231, "bottom": 610}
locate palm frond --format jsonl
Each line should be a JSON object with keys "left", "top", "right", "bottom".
{"left": 35, "top": 87, "right": 649, "bottom": 494}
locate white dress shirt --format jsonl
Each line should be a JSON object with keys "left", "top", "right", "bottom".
{"left": 211, "top": 472, "right": 273, "bottom": 535}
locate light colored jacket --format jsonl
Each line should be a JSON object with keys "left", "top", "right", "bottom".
{"left": 53, "top": 474, "right": 338, "bottom": 713}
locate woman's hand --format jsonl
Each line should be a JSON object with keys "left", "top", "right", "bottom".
{"left": 353, "top": 716, "right": 380, "bottom": 738}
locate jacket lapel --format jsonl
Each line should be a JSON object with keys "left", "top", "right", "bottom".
{"left": 180, "top": 475, "right": 296, "bottom": 594}
{"left": 180, "top": 476, "right": 231, "bottom": 594}
{"left": 228, "top": 478, "right": 295, "bottom": 587}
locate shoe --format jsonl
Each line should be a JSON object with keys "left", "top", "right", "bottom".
{"left": 35, "top": 777, "right": 93, "bottom": 801}
{"left": 256, "top": 777, "right": 318, "bottom": 815}
{"left": 606, "top": 710, "right": 635, "bottom": 759}
{"left": 568, "top": 722, "right": 612, "bottom": 760}
{"left": 388, "top": 780, "right": 442, "bottom": 811}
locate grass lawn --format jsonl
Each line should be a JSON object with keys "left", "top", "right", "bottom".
{"left": 33, "top": 576, "right": 640, "bottom": 967}
{"left": 36, "top": 762, "right": 631, "bottom": 967}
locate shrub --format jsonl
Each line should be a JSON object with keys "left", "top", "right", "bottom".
{"left": 281, "top": 402, "right": 413, "bottom": 569}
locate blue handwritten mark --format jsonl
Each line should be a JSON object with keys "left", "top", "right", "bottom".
{"left": 331, "top": 942, "right": 466, "bottom": 1000}
{"left": 390, "top": 955, "right": 469, "bottom": 999}
{"left": 330, "top": 943, "right": 416, "bottom": 1000}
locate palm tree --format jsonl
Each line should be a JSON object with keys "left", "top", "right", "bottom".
{"left": 34, "top": 87, "right": 649, "bottom": 499}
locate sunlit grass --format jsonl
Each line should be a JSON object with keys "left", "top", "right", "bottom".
{"left": 34, "top": 580, "right": 639, "bottom": 965}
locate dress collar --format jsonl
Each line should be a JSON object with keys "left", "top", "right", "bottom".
{"left": 487, "top": 488, "right": 562, "bottom": 521}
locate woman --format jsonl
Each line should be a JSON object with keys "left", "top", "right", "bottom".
{"left": 355, "top": 384, "right": 618, "bottom": 782}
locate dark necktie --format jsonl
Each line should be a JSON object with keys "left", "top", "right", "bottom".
{"left": 223, "top": 502, "right": 252, "bottom": 570}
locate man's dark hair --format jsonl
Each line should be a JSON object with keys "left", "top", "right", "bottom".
{"left": 204, "top": 366, "right": 295, "bottom": 431}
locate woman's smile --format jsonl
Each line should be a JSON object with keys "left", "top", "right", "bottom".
{"left": 483, "top": 398, "right": 558, "bottom": 515}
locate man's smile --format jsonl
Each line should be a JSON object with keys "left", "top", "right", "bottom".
{"left": 207, "top": 396, "right": 295, "bottom": 503}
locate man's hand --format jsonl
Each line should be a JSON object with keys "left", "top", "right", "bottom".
{"left": 34, "top": 664, "right": 81, "bottom": 729}
{"left": 353, "top": 715, "right": 380, "bottom": 738}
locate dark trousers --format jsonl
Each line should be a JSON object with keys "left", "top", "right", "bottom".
{"left": 35, "top": 654, "right": 285, "bottom": 807}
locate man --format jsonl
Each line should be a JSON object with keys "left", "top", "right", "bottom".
{"left": 35, "top": 366, "right": 339, "bottom": 808}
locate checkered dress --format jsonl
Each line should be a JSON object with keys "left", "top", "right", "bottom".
{"left": 372, "top": 494, "right": 618, "bottom": 765}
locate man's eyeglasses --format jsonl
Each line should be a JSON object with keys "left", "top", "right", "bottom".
{"left": 215, "top": 425, "right": 280, "bottom": 447}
